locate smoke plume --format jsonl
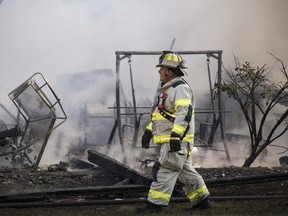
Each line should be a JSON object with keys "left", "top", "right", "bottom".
{"left": 0, "top": 0, "right": 287, "bottom": 167}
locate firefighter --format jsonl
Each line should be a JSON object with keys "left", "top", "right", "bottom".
{"left": 135, "top": 51, "right": 212, "bottom": 213}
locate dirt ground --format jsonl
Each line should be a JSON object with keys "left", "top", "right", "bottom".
{"left": 0, "top": 200, "right": 287, "bottom": 216}
{"left": 0, "top": 159, "right": 288, "bottom": 216}
{"left": 0, "top": 159, "right": 287, "bottom": 196}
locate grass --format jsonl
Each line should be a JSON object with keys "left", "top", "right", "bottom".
{"left": 1, "top": 199, "right": 288, "bottom": 216}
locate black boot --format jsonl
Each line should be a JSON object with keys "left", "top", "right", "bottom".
{"left": 135, "top": 202, "right": 163, "bottom": 214}
{"left": 191, "top": 197, "right": 212, "bottom": 211}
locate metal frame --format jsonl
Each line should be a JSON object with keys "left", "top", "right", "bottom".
{"left": 109, "top": 50, "right": 230, "bottom": 160}
{"left": 0, "top": 73, "right": 67, "bottom": 167}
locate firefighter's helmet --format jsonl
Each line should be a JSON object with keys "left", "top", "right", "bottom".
{"left": 156, "top": 51, "right": 187, "bottom": 76}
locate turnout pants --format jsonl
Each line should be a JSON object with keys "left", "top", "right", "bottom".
{"left": 148, "top": 142, "right": 210, "bottom": 206}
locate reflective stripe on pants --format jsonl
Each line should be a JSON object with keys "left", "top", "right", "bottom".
{"left": 148, "top": 143, "right": 210, "bottom": 206}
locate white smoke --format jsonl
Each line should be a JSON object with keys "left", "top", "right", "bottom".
{"left": 0, "top": 0, "right": 287, "bottom": 167}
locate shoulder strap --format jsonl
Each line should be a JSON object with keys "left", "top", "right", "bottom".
{"left": 172, "top": 80, "right": 186, "bottom": 88}
{"left": 157, "top": 81, "right": 185, "bottom": 122}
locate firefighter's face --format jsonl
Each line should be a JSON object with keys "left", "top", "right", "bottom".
{"left": 158, "top": 66, "right": 172, "bottom": 83}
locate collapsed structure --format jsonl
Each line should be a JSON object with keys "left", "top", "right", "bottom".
{"left": 0, "top": 73, "right": 67, "bottom": 169}
{"left": 106, "top": 50, "right": 230, "bottom": 158}
{"left": 87, "top": 50, "right": 232, "bottom": 182}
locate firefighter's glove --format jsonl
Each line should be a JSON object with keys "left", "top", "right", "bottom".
{"left": 170, "top": 132, "right": 181, "bottom": 152}
{"left": 141, "top": 130, "right": 152, "bottom": 149}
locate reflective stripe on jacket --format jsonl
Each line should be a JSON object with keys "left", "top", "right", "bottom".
{"left": 147, "top": 77, "right": 195, "bottom": 144}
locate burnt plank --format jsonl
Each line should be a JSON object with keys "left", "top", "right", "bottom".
{"left": 87, "top": 150, "right": 151, "bottom": 185}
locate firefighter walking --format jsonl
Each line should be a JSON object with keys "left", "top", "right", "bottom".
{"left": 136, "top": 51, "right": 212, "bottom": 213}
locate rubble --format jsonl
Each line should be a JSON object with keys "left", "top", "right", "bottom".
{"left": 47, "top": 161, "right": 69, "bottom": 172}
{"left": 0, "top": 158, "right": 287, "bottom": 196}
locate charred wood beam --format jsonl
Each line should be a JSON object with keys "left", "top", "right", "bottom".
{"left": 87, "top": 150, "right": 151, "bottom": 185}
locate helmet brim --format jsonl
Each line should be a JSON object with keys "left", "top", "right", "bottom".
{"left": 155, "top": 64, "right": 187, "bottom": 76}
{"left": 155, "top": 63, "right": 176, "bottom": 69}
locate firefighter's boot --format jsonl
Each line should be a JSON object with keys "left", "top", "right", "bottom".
{"left": 189, "top": 197, "right": 212, "bottom": 211}
{"left": 135, "top": 202, "right": 163, "bottom": 214}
